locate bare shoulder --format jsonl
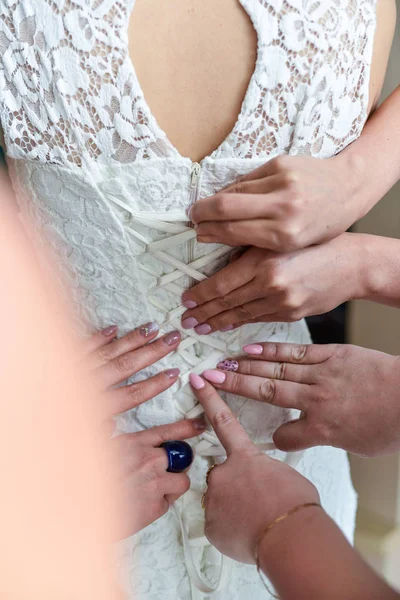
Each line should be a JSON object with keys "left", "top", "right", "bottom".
{"left": 368, "top": 0, "right": 397, "bottom": 111}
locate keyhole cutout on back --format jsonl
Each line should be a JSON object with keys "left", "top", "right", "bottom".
{"left": 128, "top": 0, "right": 258, "bottom": 162}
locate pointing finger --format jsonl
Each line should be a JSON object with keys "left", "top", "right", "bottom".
{"left": 189, "top": 374, "right": 253, "bottom": 456}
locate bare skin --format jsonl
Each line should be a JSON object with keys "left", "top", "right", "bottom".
{"left": 129, "top": 0, "right": 394, "bottom": 163}
{"left": 190, "top": 376, "right": 399, "bottom": 600}
{"left": 201, "top": 341, "right": 400, "bottom": 457}
{"left": 85, "top": 323, "right": 206, "bottom": 538}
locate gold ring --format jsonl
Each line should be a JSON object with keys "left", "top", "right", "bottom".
{"left": 205, "top": 463, "right": 218, "bottom": 485}
{"left": 201, "top": 493, "right": 206, "bottom": 510}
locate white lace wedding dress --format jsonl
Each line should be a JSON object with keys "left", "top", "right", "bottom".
{"left": 0, "top": 0, "right": 377, "bottom": 598}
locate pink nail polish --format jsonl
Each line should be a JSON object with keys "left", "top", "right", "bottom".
{"left": 165, "top": 368, "right": 180, "bottom": 379}
{"left": 189, "top": 373, "right": 205, "bottom": 390}
{"left": 203, "top": 369, "right": 226, "bottom": 384}
{"left": 217, "top": 359, "right": 239, "bottom": 372}
{"left": 243, "top": 344, "right": 263, "bottom": 355}
{"left": 101, "top": 325, "right": 118, "bottom": 337}
{"left": 139, "top": 321, "right": 159, "bottom": 337}
{"left": 163, "top": 331, "right": 181, "bottom": 346}
{"left": 220, "top": 325, "right": 234, "bottom": 332}
{"left": 183, "top": 300, "right": 198, "bottom": 309}
{"left": 195, "top": 324, "right": 212, "bottom": 335}
{"left": 182, "top": 317, "right": 199, "bottom": 329}
{"left": 191, "top": 416, "right": 206, "bottom": 431}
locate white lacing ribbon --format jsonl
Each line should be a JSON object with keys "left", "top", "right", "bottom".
{"left": 107, "top": 195, "right": 303, "bottom": 595}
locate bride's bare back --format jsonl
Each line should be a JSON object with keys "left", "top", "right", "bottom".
{"left": 129, "top": 0, "right": 396, "bottom": 163}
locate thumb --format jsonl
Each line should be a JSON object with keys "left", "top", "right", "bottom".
{"left": 273, "top": 418, "right": 320, "bottom": 452}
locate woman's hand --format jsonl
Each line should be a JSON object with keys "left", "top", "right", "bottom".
{"left": 189, "top": 374, "right": 319, "bottom": 564}
{"left": 201, "top": 342, "right": 400, "bottom": 457}
{"left": 86, "top": 322, "right": 184, "bottom": 427}
{"left": 111, "top": 418, "right": 202, "bottom": 537}
{"left": 87, "top": 323, "right": 206, "bottom": 537}
{"left": 190, "top": 154, "right": 365, "bottom": 252}
{"left": 181, "top": 233, "right": 365, "bottom": 333}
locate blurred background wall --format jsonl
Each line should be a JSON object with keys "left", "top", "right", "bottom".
{"left": 349, "top": 2, "right": 400, "bottom": 588}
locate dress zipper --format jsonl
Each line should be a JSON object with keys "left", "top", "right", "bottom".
{"left": 189, "top": 162, "right": 201, "bottom": 206}
{"left": 188, "top": 162, "right": 201, "bottom": 287}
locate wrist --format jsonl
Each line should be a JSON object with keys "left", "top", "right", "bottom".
{"left": 350, "top": 233, "right": 390, "bottom": 302}
{"left": 257, "top": 504, "right": 324, "bottom": 574}
{"left": 333, "top": 232, "right": 370, "bottom": 301}
{"left": 332, "top": 149, "right": 370, "bottom": 222}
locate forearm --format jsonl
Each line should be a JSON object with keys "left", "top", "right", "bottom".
{"left": 259, "top": 507, "right": 399, "bottom": 600}
{"left": 336, "top": 87, "right": 400, "bottom": 220}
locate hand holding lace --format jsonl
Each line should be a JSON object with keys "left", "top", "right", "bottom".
{"left": 190, "top": 154, "right": 365, "bottom": 252}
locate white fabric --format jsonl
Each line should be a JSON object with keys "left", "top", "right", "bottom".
{"left": 0, "top": 0, "right": 376, "bottom": 598}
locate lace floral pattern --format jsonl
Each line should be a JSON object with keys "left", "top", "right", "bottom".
{"left": 0, "top": 0, "right": 376, "bottom": 166}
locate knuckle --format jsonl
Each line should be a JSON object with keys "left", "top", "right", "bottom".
{"left": 227, "top": 372, "right": 242, "bottom": 394}
{"left": 267, "top": 343, "right": 279, "bottom": 360}
{"left": 144, "top": 464, "right": 161, "bottom": 485}
{"left": 288, "top": 309, "right": 304, "bottom": 322}
{"left": 273, "top": 362, "right": 286, "bottom": 380}
{"left": 213, "top": 408, "right": 235, "bottom": 429}
{"left": 114, "top": 353, "right": 134, "bottom": 375}
{"left": 259, "top": 379, "right": 276, "bottom": 404}
{"left": 214, "top": 276, "right": 230, "bottom": 297}
{"left": 229, "top": 181, "right": 244, "bottom": 194}
{"left": 218, "top": 296, "right": 236, "bottom": 311}
{"left": 281, "top": 292, "right": 300, "bottom": 312}
{"left": 279, "top": 225, "right": 301, "bottom": 252}
{"left": 115, "top": 434, "right": 137, "bottom": 459}
{"left": 291, "top": 344, "right": 308, "bottom": 362}
{"left": 268, "top": 268, "right": 287, "bottom": 293}
{"left": 315, "top": 389, "right": 330, "bottom": 406}
{"left": 215, "top": 194, "right": 230, "bottom": 218}
{"left": 235, "top": 305, "right": 253, "bottom": 322}
{"left": 282, "top": 170, "right": 300, "bottom": 189}
{"left": 141, "top": 449, "right": 157, "bottom": 469}
{"left": 314, "top": 421, "right": 332, "bottom": 444}
{"left": 271, "top": 155, "right": 289, "bottom": 172}
{"left": 223, "top": 220, "right": 236, "bottom": 238}
{"left": 154, "top": 425, "right": 174, "bottom": 444}
{"left": 126, "top": 383, "right": 145, "bottom": 406}
{"left": 95, "top": 345, "right": 113, "bottom": 363}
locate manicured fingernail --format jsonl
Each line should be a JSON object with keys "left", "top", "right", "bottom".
{"left": 191, "top": 416, "right": 206, "bottom": 431}
{"left": 163, "top": 331, "right": 181, "bottom": 346}
{"left": 220, "top": 325, "right": 234, "bottom": 332}
{"left": 217, "top": 359, "right": 239, "bottom": 372}
{"left": 183, "top": 300, "right": 197, "bottom": 309}
{"left": 203, "top": 369, "right": 226, "bottom": 384}
{"left": 182, "top": 317, "right": 199, "bottom": 329}
{"left": 195, "top": 324, "right": 212, "bottom": 335}
{"left": 139, "top": 321, "right": 159, "bottom": 337}
{"left": 189, "top": 373, "right": 205, "bottom": 390}
{"left": 165, "top": 368, "right": 180, "bottom": 379}
{"left": 101, "top": 325, "right": 118, "bottom": 337}
{"left": 243, "top": 344, "right": 263, "bottom": 355}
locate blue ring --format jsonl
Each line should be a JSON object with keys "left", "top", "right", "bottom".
{"left": 160, "top": 441, "right": 194, "bottom": 473}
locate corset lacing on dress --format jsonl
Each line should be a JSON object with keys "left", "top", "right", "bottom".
{"left": 104, "top": 189, "right": 301, "bottom": 596}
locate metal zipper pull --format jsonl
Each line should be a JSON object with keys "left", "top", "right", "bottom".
{"left": 190, "top": 162, "right": 201, "bottom": 188}
{"left": 189, "top": 162, "right": 201, "bottom": 213}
